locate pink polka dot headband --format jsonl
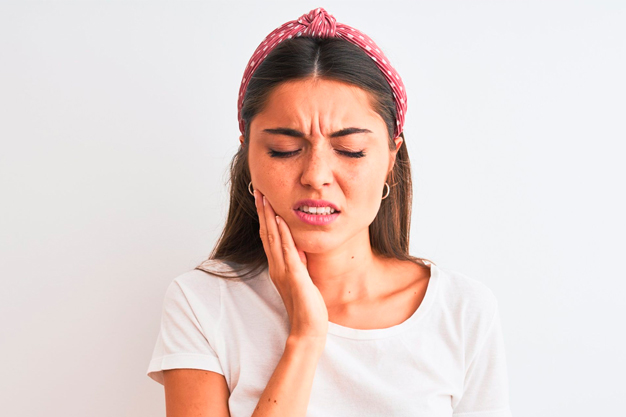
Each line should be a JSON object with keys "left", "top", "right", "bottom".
{"left": 237, "top": 7, "right": 408, "bottom": 140}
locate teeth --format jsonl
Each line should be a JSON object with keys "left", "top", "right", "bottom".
{"left": 298, "top": 206, "right": 336, "bottom": 215}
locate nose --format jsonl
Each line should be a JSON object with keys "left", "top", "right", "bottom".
{"left": 300, "top": 144, "right": 333, "bottom": 190}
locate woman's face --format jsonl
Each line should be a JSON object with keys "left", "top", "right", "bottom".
{"left": 245, "top": 77, "right": 402, "bottom": 254}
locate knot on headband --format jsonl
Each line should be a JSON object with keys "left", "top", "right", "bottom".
{"left": 297, "top": 7, "right": 337, "bottom": 37}
{"left": 237, "top": 7, "right": 407, "bottom": 139}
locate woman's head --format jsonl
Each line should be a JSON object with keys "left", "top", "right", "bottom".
{"left": 199, "top": 34, "right": 429, "bottom": 279}
{"left": 245, "top": 74, "right": 401, "bottom": 255}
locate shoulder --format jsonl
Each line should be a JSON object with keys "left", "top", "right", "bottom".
{"left": 167, "top": 259, "right": 268, "bottom": 299}
{"left": 436, "top": 265, "right": 497, "bottom": 306}
{"left": 159, "top": 259, "right": 246, "bottom": 322}
{"left": 433, "top": 264, "right": 500, "bottom": 330}
{"left": 163, "top": 259, "right": 238, "bottom": 304}
{"left": 171, "top": 259, "right": 225, "bottom": 286}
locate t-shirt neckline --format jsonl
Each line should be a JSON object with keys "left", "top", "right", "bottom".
{"left": 264, "top": 261, "right": 440, "bottom": 340}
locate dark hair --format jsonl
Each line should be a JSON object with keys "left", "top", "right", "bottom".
{"left": 196, "top": 36, "right": 434, "bottom": 279}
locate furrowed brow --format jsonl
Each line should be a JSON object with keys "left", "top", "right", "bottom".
{"left": 330, "top": 127, "right": 372, "bottom": 137}
{"left": 262, "top": 128, "right": 305, "bottom": 138}
{"left": 261, "top": 127, "right": 372, "bottom": 138}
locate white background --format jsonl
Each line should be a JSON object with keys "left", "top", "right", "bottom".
{"left": 1, "top": 1, "right": 624, "bottom": 416}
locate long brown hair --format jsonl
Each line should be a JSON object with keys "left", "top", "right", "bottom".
{"left": 196, "top": 36, "right": 434, "bottom": 279}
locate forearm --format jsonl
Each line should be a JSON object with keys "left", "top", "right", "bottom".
{"left": 251, "top": 336, "right": 325, "bottom": 417}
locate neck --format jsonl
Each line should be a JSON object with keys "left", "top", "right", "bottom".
{"left": 304, "top": 229, "right": 388, "bottom": 309}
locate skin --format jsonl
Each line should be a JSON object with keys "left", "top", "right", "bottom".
{"left": 242, "top": 77, "right": 429, "bottom": 324}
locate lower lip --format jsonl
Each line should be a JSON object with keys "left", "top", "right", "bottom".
{"left": 294, "top": 209, "right": 340, "bottom": 225}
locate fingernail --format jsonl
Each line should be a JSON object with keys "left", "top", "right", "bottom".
{"left": 275, "top": 215, "right": 281, "bottom": 225}
{"left": 263, "top": 196, "right": 266, "bottom": 207}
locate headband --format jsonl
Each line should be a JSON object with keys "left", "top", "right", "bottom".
{"left": 237, "top": 7, "right": 407, "bottom": 139}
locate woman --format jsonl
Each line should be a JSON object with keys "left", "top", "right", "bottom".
{"left": 147, "top": 7, "right": 512, "bottom": 417}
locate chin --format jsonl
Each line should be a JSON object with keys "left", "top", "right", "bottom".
{"left": 291, "top": 231, "right": 341, "bottom": 254}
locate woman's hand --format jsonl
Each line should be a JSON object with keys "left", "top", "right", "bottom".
{"left": 254, "top": 189, "right": 329, "bottom": 343}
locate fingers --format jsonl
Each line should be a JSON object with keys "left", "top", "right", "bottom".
{"left": 275, "top": 214, "right": 306, "bottom": 272}
{"left": 254, "top": 189, "right": 274, "bottom": 267}
{"left": 254, "top": 189, "right": 285, "bottom": 271}
{"left": 262, "top": 193, "right": 285, "bottom": 269}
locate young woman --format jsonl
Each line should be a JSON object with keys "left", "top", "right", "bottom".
{"left": 147, "top": 8, "right": 512, "bottom": 417}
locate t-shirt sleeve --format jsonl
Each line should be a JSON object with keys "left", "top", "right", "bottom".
{"left": 452, "top": 298, "right": 512, "bottom": 416}
{"left": 146, "top": 275, "right": 224, "bottom": 385}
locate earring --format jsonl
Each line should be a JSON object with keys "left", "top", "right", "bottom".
{"left": 381, "top": 182, "right": 390, "bottom": 200}
{"left": 248, "top": 181, "right": 254, "bottom": 196}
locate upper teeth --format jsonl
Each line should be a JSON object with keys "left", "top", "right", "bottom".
{"left": 298, "top": 206, "right": 335, "bottom": 215}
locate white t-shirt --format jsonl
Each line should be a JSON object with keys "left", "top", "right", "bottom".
{"left": 147, "top": 259, "right": 512, "bottom": 417}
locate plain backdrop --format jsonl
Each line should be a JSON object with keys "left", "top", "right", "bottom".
{"left": 1, "top": 1, "right": 624, "bottom": 416}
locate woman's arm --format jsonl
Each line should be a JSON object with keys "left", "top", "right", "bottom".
{"left": 163, "top": 368, "right": 231, "bottom": 417}
{"left": 249, "top": 190, "right": 329, "bottom": 415}
{"left": 251, "top": 336, "right": 325, "bottom": 417}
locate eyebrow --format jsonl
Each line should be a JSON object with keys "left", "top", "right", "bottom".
{"left": 261, "top": 127, "right": 373, "bottom": 138}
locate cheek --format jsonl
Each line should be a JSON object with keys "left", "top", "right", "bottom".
{"left": 274, "top": 176, "right": 291, "bottom": 193}
{"left": 250, "top": 158, "right": 294, "bottom": 202}
{"left": 249, "top": 151, "right": 276, "bottom": 186}
{"left": 342, "top": 162, "right": 385, "bottom": 199}
{"left": 251, "top": 152, "right": 386, "bottom": 203}
{"left": 256, "top": 162, "right": 292, "bottom": 188}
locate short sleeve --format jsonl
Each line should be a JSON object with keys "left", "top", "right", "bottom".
{"left": 452, "top": 299, "right": 512, "bottom": 416}
{"left": 146, "top": 275, "right": 224, "bottom": 385}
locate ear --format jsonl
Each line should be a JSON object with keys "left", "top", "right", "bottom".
{"left": 394, "top": 135, "right": 403, "bottom": 152}
{"left": 388, "top": 135, "right": 403, "bottom": 174}
{"left": 239, "top": 135, "right": 245, "bottom": 146}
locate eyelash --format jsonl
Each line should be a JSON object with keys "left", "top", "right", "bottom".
{"left": 268, "top": 149, "right": 366, "bottom": 159}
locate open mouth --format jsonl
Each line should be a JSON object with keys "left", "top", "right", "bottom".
{"left": 296, "top": 206, "right": 338, "bottom": 215}
{"left": 293, "top": 206, "right": 340, "bottom": 225}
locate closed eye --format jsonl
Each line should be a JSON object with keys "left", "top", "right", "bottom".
{"left": 268, "top": 149, "right": 300, "bottom": 158}
{"left": 268, "top": 149, "right": 366, "bottom": 158}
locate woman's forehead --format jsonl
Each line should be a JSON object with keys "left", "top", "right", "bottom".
{"left": 268, "top": 78, "right": 372, "bottom": 106}
{"left": 255, "top": 78, "right": 384, "bottom": 132}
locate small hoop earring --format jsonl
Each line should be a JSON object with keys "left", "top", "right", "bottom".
{"left": 381, "top": 182, "right": 390, "bottom": 200}
{"left": 248, "top": 181, "right": 254, "bottom": 196}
